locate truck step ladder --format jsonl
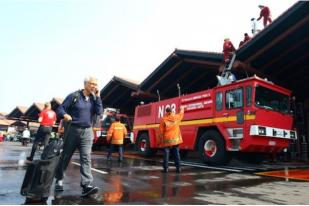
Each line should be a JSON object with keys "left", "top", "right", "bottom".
{"left": 217, "top": 53, "right": 237, "bottom": 86}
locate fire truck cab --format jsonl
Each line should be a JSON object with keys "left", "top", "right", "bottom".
{"left": 133, "top": 76, "right": 297, "bottom": 165}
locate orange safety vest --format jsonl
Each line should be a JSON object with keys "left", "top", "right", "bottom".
{"left": 107, "top": 122, "right": 127, "bottom": 145}
{"left": 159, "top": 111, "right": 184, "bottom": 147}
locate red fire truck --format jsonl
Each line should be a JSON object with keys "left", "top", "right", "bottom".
{"left": 132, "top": 76, "right": 297, "bottom": 165}
{"left": 92, "top": 109, "right": 134, "bottom": 150}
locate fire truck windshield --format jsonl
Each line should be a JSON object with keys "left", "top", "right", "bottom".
{"left": 102, "top": 115, "right": 132, "bottom": 131}
{"left": 102, "top": 115, "right": 115, "bottom": 129}
{"left": 255, "top": 85, "right": 290, "bottom": 114}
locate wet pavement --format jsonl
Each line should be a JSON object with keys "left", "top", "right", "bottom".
{"left": 1, "top": 141, "right": 309, "bottom": 205}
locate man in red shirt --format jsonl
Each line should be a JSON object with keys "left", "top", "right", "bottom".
{"left": 257, "top": 5, "right": 272, "bottom": 27}
{"left": 27, "top": 102, "right": 57, "bottom": 162}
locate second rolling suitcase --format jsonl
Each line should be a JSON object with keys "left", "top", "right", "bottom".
{"left": 20, "top": 138, "right": 63, "bottom": 201}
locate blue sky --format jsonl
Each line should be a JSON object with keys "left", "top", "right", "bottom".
{"left": 0, "top": 0, "right": 296, "bottom": 114}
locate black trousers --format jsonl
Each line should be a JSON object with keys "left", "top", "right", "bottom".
{"left": 163, "top": 145, "right": 180, "bottom": 170}
{"left": 28, "top": 125, "right": 52, "bottom": 160}
{"left": 107, "top": 144, "right": 123, "bottom": 159}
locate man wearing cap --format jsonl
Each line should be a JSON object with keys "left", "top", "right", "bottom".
{"left": 159, "top": 106, "right": 185, "bottom": 173}
{"left": 257, "top": 5, "right": 272, "bottom": 27}
{"left": 26, "top": 102, "right": 57, "bottom": 162}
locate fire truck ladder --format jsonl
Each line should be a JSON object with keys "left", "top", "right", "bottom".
{"left": 217, "top": 53, "right": 237, "bottom": 86}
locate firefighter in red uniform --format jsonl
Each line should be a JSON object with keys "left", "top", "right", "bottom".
{"left": 159, "top": 106, "right": 184, "bottom": 173}
{"left": 27, "top": 102, "right": 57, "bottom": 162}
{"left": 107, "top": 116, "right": 127, "bottom": 162}
{"left": 238, "top": 33, "right": 252, "bottom": 48}
{"left": 223, "top": 38, "right": 236, "bottom": 65}
{"left": 257, "top": 5, "right": 272, "bottom": 27}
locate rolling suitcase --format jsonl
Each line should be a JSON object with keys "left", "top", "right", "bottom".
{"left": 20, "top": 138, "right": 63, "bottom": 201}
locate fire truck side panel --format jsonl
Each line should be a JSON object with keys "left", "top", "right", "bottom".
{"left": 148, "top": 128, "right": 158, "bottom": 148}
{"left": 133, "top": 103, "right": 156, "bottom": 126}
{"left": 178, "top": 125, "right": 198, "bottom": 150}
{"left": 180, "top": 90, "right": 214, "bottom": 121}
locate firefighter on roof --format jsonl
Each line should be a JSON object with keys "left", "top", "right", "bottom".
{"left": 257, "top": 5, "right": 272, "bottom": 27}
{"left": 159, "top": 106, "right": 185, "bottom": 173}
{"left": 107, "top": 116, "right": 127, "bottom": 162}
{"left": 239, "top": 33, "right": 252, "bottom": 48}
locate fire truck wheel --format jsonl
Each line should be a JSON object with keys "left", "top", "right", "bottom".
{"left": 198, "top": 130, "right": 229, "bottom": 165}
{"left": 136, "top": 133, "right": 157, "bottom": 157}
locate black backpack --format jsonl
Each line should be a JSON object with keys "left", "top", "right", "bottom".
{"left": 63, "top": 90, "right": 99, "bottom": 129}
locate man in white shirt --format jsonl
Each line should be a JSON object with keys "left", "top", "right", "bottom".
{"left": 22, "top": 128, "right": 30, "bottom": 146}
{"left": 23, "top": 128, "right": 30, "bottom": 138}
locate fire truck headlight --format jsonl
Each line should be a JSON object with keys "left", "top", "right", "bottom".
{"left": 258, "top": 127, "right": 266, "bottom": 136}
{"left": 290, "top": 131, "right": 296, "bottom": 139}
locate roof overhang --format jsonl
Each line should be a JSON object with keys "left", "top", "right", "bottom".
{"left": 138, "top": 49, "right": 223, "bottom": 100}
{"left": 100, "top": 76, "right": 140, "bottom": 115}
{"left": 51, "top": 97, "right": 63, "bottom": 111}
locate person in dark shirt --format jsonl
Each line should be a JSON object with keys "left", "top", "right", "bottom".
{"left": 55, "top": 76, "right": 103, "bottom": 197}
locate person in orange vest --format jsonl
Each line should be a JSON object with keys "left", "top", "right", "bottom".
{"left": 223, "top": 38, "right": 236, "bottom": 67}
{"left": 257, "top": 5, "right": 272, "bottom": 28}
{"left": 159, "top": 106, "right": 184, "bottom": 173}
{"left": 107, "top": 116, "right": 127, "bottom": 162}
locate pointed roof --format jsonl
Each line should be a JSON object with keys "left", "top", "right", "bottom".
{"left": 100, "top": 76, "right": 140, "bottom": 115}
{"left": 24, "top": 103, "right": 45, "bottom": 121}
{"left": 7, "top": 106, "right": 28, "bottom": 119}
